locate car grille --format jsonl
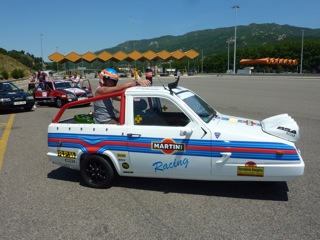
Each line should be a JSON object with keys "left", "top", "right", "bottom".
{"left": 13, "top": 97, "right": 24, "bottom": 101}
{"left": 77, "top": 93, "right": 87, "bottom": 98}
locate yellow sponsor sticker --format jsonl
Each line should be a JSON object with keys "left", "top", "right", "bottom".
{"left": 117, "top": 153, "right": 126, "bottom": 158}
{"left": 58, "top": 150, "right": 76, "bottom": 159}
{"left": 117, "top": 153, "right": 127, "bottom": 162}
{"left": 237, "top": 166, "right": 264, "bottom": 177}
{"left": 229, "top": 118, "right": 238, "bottom": 124}
{"left": 122, "top": 162, "right": 130, "bottom": 169}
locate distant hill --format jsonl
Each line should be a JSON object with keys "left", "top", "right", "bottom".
{"left": 1, "top": 23, "right": 319, "bottom": 75}
{"left": 98, "top": 23, "right": 320, "bottom": 56}
{"left": 0, "top": 49, "right": 42, "bottom": 79}
{"left": 0, "top": 54, "right": 33, "bottom": 79}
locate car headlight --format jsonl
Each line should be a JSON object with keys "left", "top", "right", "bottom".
{"left": 67, "top": 94, "right": 76, "bottom": 99}
{"left": 0, "top": 98, "right": 11, "bottom": 102}
{"left": 26, "top": 96, "right": 34, "bottom": 100}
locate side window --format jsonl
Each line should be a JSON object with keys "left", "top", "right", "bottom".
{"left": 133, "top": 97, "right": 190, "bottom": 126}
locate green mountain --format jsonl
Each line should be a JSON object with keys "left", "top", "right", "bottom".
{"left": 1, "top": 23, "right": 319, "bottom": 75}
{"left": 0, "top": 54, "right": 33, "bottom": 79}
{"left": 98, "top": 23, "right": 320, "bottom": 56}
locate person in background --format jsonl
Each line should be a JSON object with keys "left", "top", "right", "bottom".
{"left": 37, "top": 70, "right": 47, "bottom": 89}
{"left": 69, "top": 72, "right": 80, "bottom": 87}
{"left": 94, "top": 68, "right": 150, "bottom": 124}
{"left": 28, "top": 73, "right": 37, "bottom": 109}
{"left": 130, "top": 68, "right": 139, "bottom": 79}
{"left": 145, "top": 67, "right": 153, "bottom": 85}
{"left": 28, "top": 73, "right": 37, "bottom": 92}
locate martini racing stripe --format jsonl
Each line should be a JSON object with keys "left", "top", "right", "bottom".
{"left": 48, "top": 133, "right": 299, "bottom": 161}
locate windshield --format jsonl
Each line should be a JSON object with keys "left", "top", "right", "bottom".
{"left": 177, "top": 90, "right": 217, "bottom": 123}
{"left": 0, "top": 82, "right": 20, "bottom": 92}
{"left": 54, "top": 81, "right": 72, "bottom": 89}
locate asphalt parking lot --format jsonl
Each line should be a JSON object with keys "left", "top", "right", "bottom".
{"left": 0, "top": 74, "right": 319, "bottom": 240}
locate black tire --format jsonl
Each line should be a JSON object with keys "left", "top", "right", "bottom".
{"left": 24, "top": 106, "right": 33, "bottom": 111}
{"left": 56, "top": 98, "right": 63, "bottom": 108}
{"left": 80, "top": 155, "right": 114, "bottom": 188}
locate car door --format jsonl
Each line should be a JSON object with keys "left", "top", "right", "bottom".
{"left": 125, "top": 95, "right": 212, "bottom": 179}
{"left": 34, "top": 82, "right": 54, "bottom": 103}
{"left": 81, "top": 79, "right": 92, "bottom": 92}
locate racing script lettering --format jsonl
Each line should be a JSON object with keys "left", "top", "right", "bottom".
{"left": 152, "top": 158, "right": 189, "bottom": 172}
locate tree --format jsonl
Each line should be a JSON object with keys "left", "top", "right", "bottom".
{"left": 11, "top": 69, "right": 24, "bottom": 79}
{"left": 1, "top": 70, "right": 9, "bottom": 79}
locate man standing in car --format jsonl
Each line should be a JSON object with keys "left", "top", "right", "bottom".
{"left": 93, "top": 68, "right": 150, "bottom": 124}
{"left": 37, "top": 70, "right": 47, "bottom": 89}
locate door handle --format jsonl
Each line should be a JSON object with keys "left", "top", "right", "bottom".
{"left": 127, "top": 133, "right": 141, "bottom": 137}
{"left": 180, "top": 128, "right": 193, "bottom": 136}
{"left": 216, "top": 152, "right": 231, "bottom": 164}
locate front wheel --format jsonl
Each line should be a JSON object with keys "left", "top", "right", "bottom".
{"left": 80, "top": 155, "right": 114, "bottom": 188}
{"left": 24, "top": 106, "right": 33, "bottom": 111}
{"left": 56, "top": 98, "right": 63, "bottom": 108}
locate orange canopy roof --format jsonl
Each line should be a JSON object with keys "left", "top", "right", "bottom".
{"left": 48, "top": 49, "right": 200, "bottom": 63}
{"left": 185, "top": 49, "right": 199, "bottom": 59}
{"left": 65, "top": 52, "right": 82, "bottom": 63}
{"left": 171, "top": 50, "right": 185, "bottom": 60}
{"left": 113, "top": 50, "right": 128, "bottom": 62}
{"left": 48, "top": 52, "right": 67, "bottom": 63}
{"left": 142, "top": 50, "right": 157, "bottom": 61}
{"left": 240, "top": 58, "right": 298, "bottom": 66}
{"left": 157, "top": 50, "right": 171, "bottom": 60}
{"left": 127, "top": 50, "right": 143, "bottom": 62}
{"left": 97, "top": 51, "right": 113, "bottom": 62}
{"left": 82, "top": 51, "right": 97, "bottom": 62}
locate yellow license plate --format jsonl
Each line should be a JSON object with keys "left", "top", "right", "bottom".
{"left": 58, "top": 150, "right": 76, "bottom": 159}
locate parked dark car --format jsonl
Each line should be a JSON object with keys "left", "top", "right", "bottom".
{"left": 118, "top": 72, "right": 127, "bottom": 77}
{"left": 0, "top": 81, "right": 35, "bottom": 111}
{"left": 159, "top": 72, "right": 169, "bottom": 76}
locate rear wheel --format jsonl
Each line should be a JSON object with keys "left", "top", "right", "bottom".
{"left": 80, "top": 155, "right": 114, "bottom": 188}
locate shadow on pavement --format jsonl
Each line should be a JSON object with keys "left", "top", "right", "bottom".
{"left": 48, "top": 166, "right": 289, "bottom": 201}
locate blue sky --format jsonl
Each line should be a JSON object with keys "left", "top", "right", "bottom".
{"left": 0, "top": 0, "right": 319, "bottom": 60}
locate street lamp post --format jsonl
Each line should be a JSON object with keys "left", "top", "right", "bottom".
{"left": 201, "top": 50, "right": 203, "bottom": 74}
{"left": 227, "top": 39, "right": 230, "bottom": 72}
{"left": 232, "top": 5, "right": 240, "bottom": 74}
{"left": 56, "top": 47, "right": 59, "bottom": 73}
{"left": 226, "top": 38, "right": 233, "bottom": 73}
{"left": 40, "top": 33, "right": 44, "bottom": 70}
{"left": 300, "top": 29, "right": 304, "bottom": 74}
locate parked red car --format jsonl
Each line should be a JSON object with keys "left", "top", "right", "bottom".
{"left": 33, "top": 79, "right": 93, "bottom": 108}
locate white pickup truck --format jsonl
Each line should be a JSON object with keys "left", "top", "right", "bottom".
{"left": 47, "top": 78, "right": 304, "bottom": 188}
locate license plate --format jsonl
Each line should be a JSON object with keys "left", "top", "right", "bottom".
{"left": 78, "top": 97, "right": 88, "bottom": 101}
{"left": 13, "top": 101, "right": 26, "bottom": 105}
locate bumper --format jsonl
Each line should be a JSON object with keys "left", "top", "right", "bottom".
{"left": 0, "top": 100, "right": 35, "bottom": 110}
